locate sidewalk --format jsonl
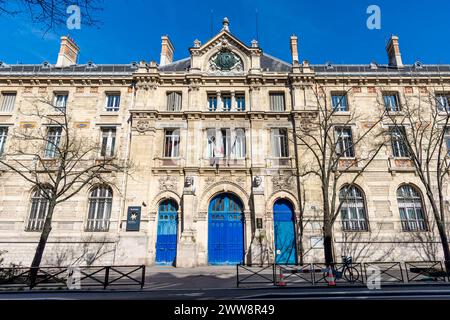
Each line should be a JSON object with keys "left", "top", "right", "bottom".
{"left": 144, "top": 266, "right": 237, "bottom": 290}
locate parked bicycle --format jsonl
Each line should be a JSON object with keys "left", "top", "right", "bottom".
{"left": 324, "top": 256, "right": 360, "bottom": 283}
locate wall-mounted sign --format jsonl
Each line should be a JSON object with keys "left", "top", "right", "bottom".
{"left": 126, "top": 206, "right": 141, "bottom": 231}
{"left": 310, "top": 236, "right": 324, "bottom": 249}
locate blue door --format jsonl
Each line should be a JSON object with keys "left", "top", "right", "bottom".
{"left": 208, "top": 193, "right": 244, "bottom": 265}
{"left": 155, "top": 199, "right": 178, "bottom": 265}
{"left": 273, "top": 199, "right": 297, "bottom": 265}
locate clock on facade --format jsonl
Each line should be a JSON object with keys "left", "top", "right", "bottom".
{"left": 214, "top": 50, "right": 237, "bottom": 71}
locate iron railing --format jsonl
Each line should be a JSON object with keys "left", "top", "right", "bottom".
{"left": 0, "top": 265, "right": 145, "bottom": 290}
{"left": 236, "top": 261, "right": 450, "bottom": 287}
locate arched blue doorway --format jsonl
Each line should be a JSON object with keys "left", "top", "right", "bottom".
{"left": 208, "top": 193, "right": 244, "bottom": 265}
{"left": 155, "top": 199, "right": 178, "bottom": 265}
{"left": 273, "top": 199, "right": 297, "bottom": 264}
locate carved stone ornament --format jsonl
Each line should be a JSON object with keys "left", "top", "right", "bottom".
{"left": 159, "top": 176, "right": 178, "bottom": 191}
{"left": 185, "top": 176, "right": 194, "bottom": 188}
{"left": 205, "top": 176, "right": 216, "bottom": 187}
{"left": 208, "top": 45, "right": 243, "bottom": 75}
{"left": 272, "top": 174, "right": 294, "bottom": 191}
{"left": 253, "top": 176, "right": 262, "bottom": 188}
{"left": 136, "top": 120, "right": 150, "bottom": 133}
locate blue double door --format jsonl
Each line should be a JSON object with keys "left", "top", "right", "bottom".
{"left": 155, "top": 199, "right": 178, "bottom": 265}
{"left": 273, "top": 199, "right": 297, "bottom": 265}
{"left": 208, "top": 193, "right": 244, "bottom": 265}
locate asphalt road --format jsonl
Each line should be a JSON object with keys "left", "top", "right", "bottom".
{"left": 1, "top": 284, "right": 450, "bottom": 300}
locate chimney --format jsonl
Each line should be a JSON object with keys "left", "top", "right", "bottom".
{"left": 56, "top": 36, "right": 79, "bottom": 67}
{"left": 159, "top": 35, "right": 174, "bottom": 66}
{"left": 386, "top": 35, "right": 403, "bottom": 68}
{"left": 290, "top": 35, "right": 299, "bottom": 64}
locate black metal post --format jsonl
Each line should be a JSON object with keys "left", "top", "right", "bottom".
{"left": 104, "top": 267, "right": 110, "bottom": 290}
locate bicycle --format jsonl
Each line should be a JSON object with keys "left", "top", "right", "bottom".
{"left": 324, "top": 256, "right": 360, "bottom": 283}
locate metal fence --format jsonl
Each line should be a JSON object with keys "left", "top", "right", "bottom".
{"left": 0, "top": 265, "right": 146, "bottom": 290}
{"left": 236, "top": 261, "right": 450, "bottom": 287}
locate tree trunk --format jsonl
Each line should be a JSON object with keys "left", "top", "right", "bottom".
{"left": 436, "top": 220, "right": 450, "bottom": 272}
{"left": 323, "top": 224, "right": 334, "bottom": 266}
{"left": 29, "top": 202, "right": 55, "bottom": 287}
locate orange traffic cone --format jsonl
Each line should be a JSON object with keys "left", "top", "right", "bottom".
{"left": 326, "top": 266, "right": 336, "bottom": 286}
{"left": 277, "top": 268, "right": 286, "bottom": 286}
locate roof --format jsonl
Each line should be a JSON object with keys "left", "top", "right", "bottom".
{"left": 0, "top": 63, "right": 138, "bottom": 76}
{"left": 158, "top": 53, "right": 292, "bottom": 72}
{"left": 311, "top": 64, "right": 450, "bottom": 76}
{"left": 1, "top": 62, "right": 450, "bottom": 77}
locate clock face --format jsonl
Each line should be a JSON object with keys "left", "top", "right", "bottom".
{"left": 214, "top": 50, "right": 236, "bottom": 70}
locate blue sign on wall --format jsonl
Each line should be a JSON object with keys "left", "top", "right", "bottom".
{"left": 126, "top": 206, "right": 141, "bottom": 231}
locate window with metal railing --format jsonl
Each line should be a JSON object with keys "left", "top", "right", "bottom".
{"left": 397, "top": 185, "right": 427, "bottom": 232}
{"left": 44, "top": 127, "right": 62, "bottom": 158}
{"left": 86, "top": 186, "right": 112, "bottom": 232}
{"left": 0, "top": 127, "right": 7, "bottom": 156}
{"left": 26, "top": 188, "right": 51, "bottom": 232}
{"left": 340, "top": 185, "right": 368, "bottom": 231}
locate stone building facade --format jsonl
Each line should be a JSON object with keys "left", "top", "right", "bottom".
{"left": 1, "top": 19, "right": 450, "bottom": 267}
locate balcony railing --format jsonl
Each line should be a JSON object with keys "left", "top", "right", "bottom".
{"left": 85, "top": 219, "right": 110, "bottom": 232}
{"left": 266, "top": 157, "right": 293, "bottom": 168}
{"left": 342, "top": 220, "right": 368, "bottom": 232}
{"left": 26, "top": 218, "right": 45, "bottom": 232}
{"left": 401, "top": 219, "right": 427, "bottom": 232}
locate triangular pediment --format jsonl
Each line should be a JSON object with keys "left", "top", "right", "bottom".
{"left": 190, "top": 30, "right": 255, "bottom": 56}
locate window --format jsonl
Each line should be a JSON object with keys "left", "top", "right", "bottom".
{"left": 164, "top": 129, "right": 180, "bottom": 158}
{"left": 208, "top": 94, "right": 217, "bottom": 111}
{"left": 383, "top": 93, "right": 400, "bottom": 111}
{"left": 86, "top": 186, "right": 112, "bottom": 232}
{"left": 222, "top": 94, "right": 232, "bottom": 111}
{"left": 100, "top": 127, "right": 116, "bottom": 157}
{"left": 0, "top": 127, "right": 7, "bottom": 156}
{"left": 335, "top": 127, "right": 355, "bottom": 157}
{"left": 436, "top": 93, "right": 450, "bottom": 112}
{"left": 105, "top": 93, "right": 121, "bottom": 112}
{"left": 272, "top": 128, "right": 289, "bottom": 157}
{"left": 397, "top": 185, "right": 427, "bottom": 232}
{"left": 26, "top": 188, "right": 51, "bottom": 232}
{"left": 44, "top": 127, "right": 62, "bottom": 158}
{"left": 445, "top": 127, "right": 450, "bottom": 156}
{"left": 1, "top": 92, "right": 16, "bottom": 112}
{"left": 206, "top": 128, "right": 246, "bottom": 159}
{"left": 332, "top": 93, "right": 348, "bottom": 111}
{"left": 340, "top": 185, "right": 368, "bottom": 231}
{"left": 390, "top": 126, "right": 409, "bottom": 158}
{"left": 234, "top": 128, "right": 246, "bottom": 158}
{"left": 270, "top": 93, "right": 285, "bottom": 111}
{"left": 54, "top": 93, "right": 68, "bottom": 110}
{"left": 167, "top": 92, "right": 182, "bottom": 111}
{"left": 236, "top": 93, "right": 245, "bottom": 111}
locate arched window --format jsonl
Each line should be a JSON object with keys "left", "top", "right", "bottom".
{"left": 397, "top": 185, "right": 427, "bottom": 231}
{"left": 27, "top": 188, "right": 52, "bottom": 232}
{"left": 340, "top": 185, "right": 368, "bottom": 231}
{"left": 86, "top": 186, "right": 113, "bottom": 232}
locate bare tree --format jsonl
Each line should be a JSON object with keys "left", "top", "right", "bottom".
{"left": 0, "top": 96, "right": 128, "bottom": 285}
{"left": 0, "top": 0, "right": 102, "bottom": 31}
{"left": 295, "top": 83, "right": 387, "bottom": 265}
{"left": 45, "top": 235, "right": 115, "bottom": 267}
{"left": 383, "top": 86, "right": 450, "bottom": 269}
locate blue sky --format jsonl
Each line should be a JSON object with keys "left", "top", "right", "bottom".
{"left": 1, "top": 0, "right": 449, "bottom": 65}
